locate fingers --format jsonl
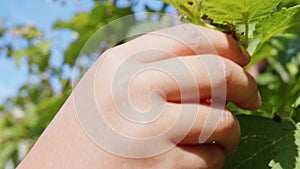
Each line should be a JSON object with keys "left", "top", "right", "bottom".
{"left": 166, "top": 103, "right": 240, "bottom": 152}
{"left": 105, "top": 144, "right": 224, "bottom": 169}
{"left": 223, "top": 58, "right": 261, "bottom": 109}
{"left": 137, "top": 54, "right": 260, "bottom": 110}
{"left": 102, "top": 102, "right": 240, "bottom": 152}
{"left": 94, "top": 54, "right": 252, "bottom": 153}
{"left": 117, "top": 23, "right": 250, "bottom": 66}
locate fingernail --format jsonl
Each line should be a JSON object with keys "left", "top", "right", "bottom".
{"left": 239, "top": 45, "right": 251, "bottom": 60}
{"left": 256, "top": 91, "right": 262, "bottom": 108}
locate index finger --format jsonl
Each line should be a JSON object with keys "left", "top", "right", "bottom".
{"left": 117, "top": 23, "right": 250, "bottom": 66}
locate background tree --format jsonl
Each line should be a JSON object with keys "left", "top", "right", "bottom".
{"left": 0, "top": 1, "right": 133, "bottom": 168}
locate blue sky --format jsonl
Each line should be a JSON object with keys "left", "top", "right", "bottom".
{"left": 0, "top": 0, "right": 94, "bottom": 103}
{"left": 0, "top": 0, "right": 175, "bottom": 103}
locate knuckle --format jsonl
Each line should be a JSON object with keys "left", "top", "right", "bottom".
{"left": 131, "top": 73, "right": 148, "bottom": 90}
{"left": 218, "top": 109, "right": 238, "bottom": 135}
{"left": 224, "top": 60, "right": 233, "bottom": 85}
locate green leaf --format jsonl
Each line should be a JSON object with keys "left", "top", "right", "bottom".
{"left": 163, "top": 0, "right": 205, "bottom": 25}
{"left": 53, "top": 2, "right": 132, "bottom": 66}
{"left": 255, "top": 5, "right": 300, "bottom": 39}
{"left": 293, "top": 95, "right": 300, "bottom": 108}
{"left": 256, "top": 72, "right": 278, "bottom": 86}
{"left": 52, "top": 12, "right": 89, "bottom": 31}
{"left": 248, "top": 33, "right": 300, "bottom": 68}
{"left": 224, "top": 115, "right": 299, "bottom": 169}
{"left": 12, "top": 50, "right": 29, "bottom": 65}
{"left": 11, "top": 40, "right": 52, "bottom": 70}
{"left": 26, "top": 93, "right": 68, "bottom": 138}
{"left": 278, "top": 0, "right": 300, "bottom": 8}
{"left": 204, "top": 0, "right": 281, "bottom": 47}
{"left": 269, "top": 160, "right": 284, "bottom": 169}
{"left": 294, "top": 123, "right": 300, "bottom": 169}
{"left": 246, "top": 40, "right": 275, "bottom": 67}
{"left": 204, "top": 0, "right": 281, "bottom": 24}
{"left": 253, "top": 5, "right": 300, "bottom": 56}
{"left": 0, "top": 141, "right": 17, "bottom": 169}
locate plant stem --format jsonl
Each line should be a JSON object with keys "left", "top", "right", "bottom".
{"left": 244, "top": 16, "right": 249, "bottom": 48}
{"left": 243, "top": 0, "right": 249, "bottom": 48}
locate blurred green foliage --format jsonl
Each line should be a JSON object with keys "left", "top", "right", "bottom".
{"left": 53, "top": 2, "right": 132, "bottom": 66}
{"left": 0, "top": 1, "right": 134, "bottom": 168}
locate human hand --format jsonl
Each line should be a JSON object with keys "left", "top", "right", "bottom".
{"left": 72, "top": 23, "right": 261, "bottom": 169}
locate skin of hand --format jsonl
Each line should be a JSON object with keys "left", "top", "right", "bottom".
{"left": 17, "top": 24, "right": 261, "bottom": 169}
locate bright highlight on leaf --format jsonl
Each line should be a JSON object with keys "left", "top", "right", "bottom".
{"left": 293, "top": 96, "right": 300, "bottom": 108}
{"left": 204, "top": 0, "right": 281, "bottom": 24}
